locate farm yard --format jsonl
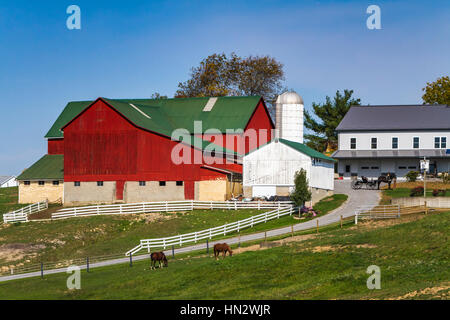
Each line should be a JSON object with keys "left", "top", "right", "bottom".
{"left": 380, "top": 181, "right": 450, "bottom": 205}
{"left": 0, "top": 188, "right": 346, "bottom": 276}
{"left": 1, "top": 210, "right": 448, "bottom": 299}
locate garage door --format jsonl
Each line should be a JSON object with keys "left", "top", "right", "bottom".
{"left": 252, "top": 186, "right": 276, "bottom": 198}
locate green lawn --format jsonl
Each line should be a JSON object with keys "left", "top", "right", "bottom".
{"left": 383, "top": 188, "right": 449, "bottom": 198}
{"left": 1, "top": 211, "right": 448, "bottom": 300}
{"left": 0, "top": 187, "right": 28, "bottom": 219}
{"left": 0, "top": 193, "right": 347, "bottom": 273}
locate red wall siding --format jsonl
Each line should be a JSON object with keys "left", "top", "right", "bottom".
{"left": 63, "top": 100, "right": 233, "bottom": 182}
{"left": 48, "top": 139, "right": 64, "bottom": 155}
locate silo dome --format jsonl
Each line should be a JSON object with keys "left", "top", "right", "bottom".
{"left": 277, "top": 91, "right": 304, "bottom": 105}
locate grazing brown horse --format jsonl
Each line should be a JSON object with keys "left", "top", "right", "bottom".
{"left": 214, "top": 243, "right": 233, "bottom": 260}
{"left": 150, "top": 252, "right": 168, "bottom": 269}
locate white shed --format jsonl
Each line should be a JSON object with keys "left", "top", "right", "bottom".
{"left": 0, "top": 176, "right": 18, "bottom": 188}
{"left": 243, "top": 138, "right": 335, "bottom": 204}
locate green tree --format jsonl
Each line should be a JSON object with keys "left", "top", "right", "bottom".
{"left": 422, "top": 76, "right": 450, "bottom": 105}
{"left": 290, "top": 169, "right": 312, "bottom": 207}
{"left": 151, "top": 92, "right": 168, "bottom": 99}
{"left": 304, "top": 90, "right": 361, "bottom": 152}
{"left": 175, "top": 53, "right": 285, "bottom": 114}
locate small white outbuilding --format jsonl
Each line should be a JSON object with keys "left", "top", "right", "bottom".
{"left": 243, "top": 91, "right": 335, "bottom": 205}
{"left": 0, "top": 176, "right": 18, "bottom": 188}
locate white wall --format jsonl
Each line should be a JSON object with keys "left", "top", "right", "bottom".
{"left": 0, "top": 177, "right": 18, "bottom": 188}
{"left": 339, "top": 131, "right": 450, "bottom": 150}
{"left": 243, "top": 141, "right": 334, "bottom": 190}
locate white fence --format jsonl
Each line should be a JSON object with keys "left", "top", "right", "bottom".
{"left": 354, "top": 205, "right": 400, "bottom": 224}
{"left": 3, "top": 200, "right": 48, "bottom": 223}
{"left": 126, "top": 204, "right": 295, "bottom": 256}
{"left": 52, "top": 200, "right": 293, "bottom": 220}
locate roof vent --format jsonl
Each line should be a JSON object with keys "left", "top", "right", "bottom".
{"left": 203, "top": 97, "right": 218, "bottom": 112}
{"left": 129, "top": 103, "right": 151, "bottom": 119}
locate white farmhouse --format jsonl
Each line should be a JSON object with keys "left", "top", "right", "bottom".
{"left": 0, "top": 176, "right": 18, "bottom": 188}
{"left": 243, "top": 92, "right": 336, "bottom": 204}
{"left": 332, "top": 105, "right": 450, "bottom": 179}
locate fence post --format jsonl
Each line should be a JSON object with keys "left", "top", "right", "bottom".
{"left": 191, "top": 200, "right": 194, "bottom": 211}
{"left": 97, "top": 205, "right": 100, "bottom": 215}
{"left": 129, "top": 254, "right": 133, "bottom": 267}
{"left": 206, "top": 239, "right": 209, "bottom": 254}
{"left": 224, "top": 225, "right": 226, "bottom": 236}
{"left": 41, "top": 262, "right": 44, "bottom": 279}
{"left": 74, "top": 207, "right": 77, "bottom": 217}
{"left": 264, "top": 231, "right": 267, "bottom": 242}
{"left": 258, "top": 201, "right": 260, "bottom": 210}
{"left": 424, "top": 201, "right": 428, "bottom": 215}
{"left": 340, "top": 215, "right": 343, "bottom": 229}
{"left": 87, "top": 257, "right": 89, "bottom": 273}
{"left": 355, "top": 213, "right": 358, "bottom": 225}
{"left": 209, "top": 229, "right": 212, "bottom": 239}
{"left": 397, "top": 205, "right": 400, "bottom": 218}
{"left": 234, "top": 202, "right": 237, "bottom": 210}
{"left": 238, "top": 233, "right": 241, "bottom": 248}
{"left": 172, "top": 245, "right": 175, "bottom": 258}
{"left": 237, "top": 220, "right": 240, "bottom": 232}
{"left": 316, "top": 220, "right": 319, "bottom": 234}
{"left": 38, "top": 202, "right": 40, "bottom": 211}
{"left": 210, "top": 201, "right": 213, "bottom": 210}
{"left": 291, "top": 225, "right": 294, "bottom": 237}
{"left": 166, "top": 201, "right": 168, "bottom": 212}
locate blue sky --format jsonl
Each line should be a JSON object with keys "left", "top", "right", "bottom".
{"left": 0, "top": 0, "right": 449, "bottom": 175}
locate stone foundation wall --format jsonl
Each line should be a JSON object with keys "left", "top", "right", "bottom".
{"left": 64, "top": 181, "right": 115, "bottom": 205}
{"left": 310, "top": 187, "right": 334, "bottom": 206}
{"left": 18, "top": 181, "right": 63, "bottom": 204}
{"left": 125, "top": 181, "right": 185, "bottom": 203}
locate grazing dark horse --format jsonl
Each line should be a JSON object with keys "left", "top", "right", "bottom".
{"left": 214, "top": 243, "right": 233, "bottom": 260}
{"left": 377, "top": 172, "right": 397, "bottom": 190}
{"left": 150, "top": 252, "right": 168, "bottom": 269}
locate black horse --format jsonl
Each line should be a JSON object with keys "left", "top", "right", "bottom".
{"left": 377, "top": 172, "right": 397, "bottom": 190}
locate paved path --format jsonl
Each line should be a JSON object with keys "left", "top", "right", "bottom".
{"left": 0, "top": 181, "right": 380, "bottom": 283}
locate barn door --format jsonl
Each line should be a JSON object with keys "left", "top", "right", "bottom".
{"left": 184, "top": 181, "right": 195, "bottom": 200}
{"left": 116, "top": 181, "right": 125, "bottom": 201}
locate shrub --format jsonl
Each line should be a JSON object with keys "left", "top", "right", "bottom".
{"left": 410, "top": 186, "right": 424, "bottom": 197}
{"left": 405, "top": 170, "right": 419, "bottom": 182}
{"left": 432, "top": 189, "right": 446, "bottom": 197}
{"left": 290, "top": 169, "right": 312, "bottom": 207}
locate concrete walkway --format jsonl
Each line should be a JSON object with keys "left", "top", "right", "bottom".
{"left": 0, "top": 181, "right": 380, "bottom": 283}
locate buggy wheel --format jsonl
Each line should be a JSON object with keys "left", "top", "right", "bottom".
{"left": 351, "top": 180, "right": 361, "bottom": 190}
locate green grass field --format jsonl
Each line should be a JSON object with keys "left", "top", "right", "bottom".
{"left": 383, "top": 188, "right": 449, "bottom": 198}
{"left": 1, "top": 211, "right": 448, "bottom": 299}
{"left": 0, "top": 187, "right": 28, "bottom": 219}
{"left": 0, "top": 193, "right": 346, "bottom": 270}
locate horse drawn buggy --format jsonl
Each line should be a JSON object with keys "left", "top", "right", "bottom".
{"left": 351, "top": 173, "right": 397, "bottom": 190}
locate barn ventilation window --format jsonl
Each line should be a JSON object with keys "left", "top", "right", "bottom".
{"left": 139, "top": 181, "right": 146, "bottom": 186}
{"left": 97, "top": 181, "right": 104, "bottom": 187}
{"left": 38, "top": 181, "right": 45, "bottom": 186}
{"left": 24, "top": 181, "right": 30, "bottom": 186}
{"left": 159, "top": 181, "right": 166, "bottom": 186}
{"left": 53, "top": 181, "right": 59, "bottom": 186}
{"left": 176, "top": 181, "right": 183, "bottom": 186}
{"left": 74, "top": 181, "right": 80, "bottom": 187}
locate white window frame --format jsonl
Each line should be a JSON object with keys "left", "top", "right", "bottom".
{"left": 413, "top": 136, "right": 420, "bottom": 149}
{"left": 371, "top": 137, "right": 377, "bottom": 149}
{"left": 350, "top": 137, "right": 356, "bottom": 150}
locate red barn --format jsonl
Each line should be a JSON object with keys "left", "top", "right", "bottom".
{"left": 17, "top": 96, "right": 274, "bottom": 205}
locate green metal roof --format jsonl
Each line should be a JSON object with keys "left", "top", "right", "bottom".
{"left": 45, "top": 96, "right": 264, "bottom": 139}
{"left": 279, "top": 139, "right": 336, "bottom": 162}
{"left": 17, "top": 155, "right": 64, "bottom": 181}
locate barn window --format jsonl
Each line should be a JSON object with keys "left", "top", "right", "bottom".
{"left": 371, "top": 166, "right": 379, "bottom": 170}
{"left": 38, "top": 181, "right": 45, "bottom": 186}
{"left": 97, "top": 181, "right": 104, "bottom": 186}
{"left": 159, "top": 181, "right": 166, "bottom": 186}
{"left": 408, "top": 166, "right": 417, "bottom": 169}
{"left": 24, "top": 181, "right": 30, "bottom": 186}
{"left": 139, "top": 181, "right": 146, "bottom": 186}
{"left": 398, "top": 166, "right": 406, "bottom": 169}
{"left": 53, "top": 181, "right": 59, "bottom": 186}
{"left": 441, "top": 137, "right": 447, "bottom": 148}
{"left": 361, "top": 166, "right": 369, "bottom": 170}
{"left": 413, "top": 137, "right": 419, "bottom": 149}
{"left": 74, "top": 181, "right": 80, "bottom": 187}
{"left": 350, "top": 138, "right": 356, "bottom": 149}
{"left": 176, "top": 181, "right": 183, "bottom": 186}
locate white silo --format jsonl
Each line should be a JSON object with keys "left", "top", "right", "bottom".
{"left": 275, "top": 91, "right": 304, "bottom": 143}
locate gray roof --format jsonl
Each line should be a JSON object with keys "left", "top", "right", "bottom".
{"left": 332, "top": 149, "right": 450, "bottom": 159}
{"left": 336, "top": 105, "right": 450, "bottom": 131}
{"left": 0, "top": 176, "right": 16, "bottom": 185}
